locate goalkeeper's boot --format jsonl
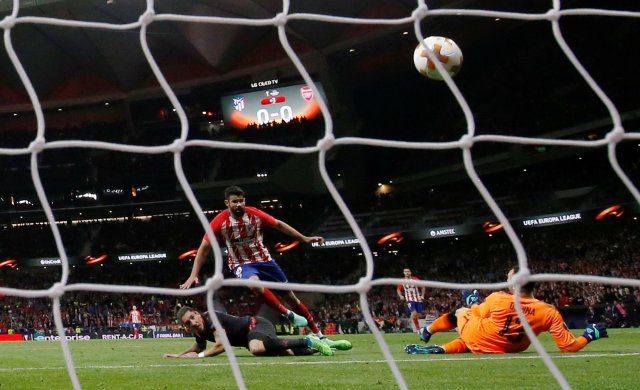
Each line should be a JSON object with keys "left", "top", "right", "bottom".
{"left": 404, "top": 344, "right": 445, "bottom": 354}
{"left": 321, "top": 337, "right": 352, "bottom": 351}
{"left": 306, "top": 335, "right": 334, "bottom": 356}
{"left": 287, "top": 311, "right": 308, "bottom": 327}
{"left": 419, "top": 327, "right": 432, "bottom": 343}
{"left": 404, "top": 344, "right": 419, "bottom": 354}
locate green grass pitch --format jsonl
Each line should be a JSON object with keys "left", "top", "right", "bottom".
{"left": 1, "top": 329, "right": 638, "bottom": 389}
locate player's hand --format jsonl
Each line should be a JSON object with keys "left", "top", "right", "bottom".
{"left": 462, "top": 290, "right": 481, "bottom": 307}
{"left": 582, "top": 323, "right": 608, "bottom": 342}
{"left": 304, "top": 236, "right": 324, "bottom": 245}
{"left": 180, "top": 352, "right": 199, "bottom": 358}
{"left": 163, "top": 353, "right": 179, "bottom": 358}
{"left": 179, "top": 276, "right": 199, "bottom": 289}
{"left": 398, "top": 296, "right": 405, "bottom": 301}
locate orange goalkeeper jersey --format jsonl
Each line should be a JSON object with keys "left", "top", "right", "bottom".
{"left": 458, "top": 291, "right": 588, "bottom": 353}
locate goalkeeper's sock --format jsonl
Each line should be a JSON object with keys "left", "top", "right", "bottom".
{"left": 442, "top": 338, "right": 468, "bottom": 354}
{"left": 291, "top": 301, "right": 320, "bottom": 334}
{"left": 428, "top": 312, "right": 456, "bottom": 334}
{"left": 261, "top": 288, "right": 289, "bottom": 315}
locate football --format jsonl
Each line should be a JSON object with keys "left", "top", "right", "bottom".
{"left": 413, "top": 36, "right": 463, "bottom": 80}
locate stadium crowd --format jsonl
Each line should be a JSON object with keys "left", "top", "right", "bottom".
{"left": 1, "top": 212, "right": 638, "bottom": 335}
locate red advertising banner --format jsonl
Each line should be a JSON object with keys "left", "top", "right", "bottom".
{"left": 0, "top": 334, "right": 23, "bottom": 342}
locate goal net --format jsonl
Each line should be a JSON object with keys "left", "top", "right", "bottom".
{"left": 0, "top": 1, "right": 639, "bottom": 389}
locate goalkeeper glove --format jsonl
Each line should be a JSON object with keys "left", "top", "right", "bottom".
{"left": 462, "top": 290, "right": 480, "bottom": 307}
{"left": 582, "top": 323, "right": 608, "bottom": 342}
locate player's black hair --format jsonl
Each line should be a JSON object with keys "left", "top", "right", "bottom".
{"left": 224, "top": 185, "right": 245, "bottom": 199}
{"left": 176, "top": 306, "right": 195, "bottom": 323}
{"left": 510, "top": 266, "right": 536, "bottom": 293}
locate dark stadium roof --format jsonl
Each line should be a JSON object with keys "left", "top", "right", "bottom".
{"left": 0, "top": 0, "right": 638, "bottom": 222}
{"left": 1, "top": 0, "right": 638, "bottom": 125}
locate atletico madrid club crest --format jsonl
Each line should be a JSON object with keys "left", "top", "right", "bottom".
{"left": 233, "top": 96, "right": 246, "bottom": 112}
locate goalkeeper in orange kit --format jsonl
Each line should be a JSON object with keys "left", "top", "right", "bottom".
{"left": 405, "top": 267, "right": 608, "bottom": 354}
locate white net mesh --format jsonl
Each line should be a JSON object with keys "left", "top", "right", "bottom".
{"left": 1, "top": 1, "right": 639, "bottom": 389}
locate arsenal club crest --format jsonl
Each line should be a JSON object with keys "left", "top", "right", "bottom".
{"left": 300, "top": 86, "right": 314, "bottom": 102}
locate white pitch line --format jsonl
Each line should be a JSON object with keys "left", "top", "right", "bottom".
{"left": 1, "top": 352, "right": 638, "bottom": 372}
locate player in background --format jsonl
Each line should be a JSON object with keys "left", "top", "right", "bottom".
{"left": 397, "top": 267, "right": 427, "bottom": 333}
{"left": 128, "top": 305, "right": 143, "bottom": 338}
{"left": 405, "top": 267, "right": 608, "bottom": 354}
{"left": 163, "top": 306, "right": 334, "bottom": 358}
{"left": 180, "top": 185, "right": 351, "bottom": 351}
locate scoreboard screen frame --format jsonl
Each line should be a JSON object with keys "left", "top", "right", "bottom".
{"left": 220, "top": 82, "right": 325, "bottom": 129}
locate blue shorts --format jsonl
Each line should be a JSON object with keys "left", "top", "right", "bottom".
{"left": 232, "top": 261, "right": 290, "bottom": 296}
{"left": 407, "top": 301, "right": 425, "bottom": 314}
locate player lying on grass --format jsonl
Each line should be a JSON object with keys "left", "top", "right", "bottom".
{"left": 405, "top": 267, "right": 608, "bottom": 354}
{"left": 163, "top": 306, "right": 349, "bottom": 358}
{"left": 179, "top": 185, "right": 347, "bottom": 349}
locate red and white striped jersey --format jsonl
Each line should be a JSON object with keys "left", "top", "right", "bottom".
{"left": 204, "top": 206, "right": 278, "bottom": 270}
{"left": 128, "top": 309, "right": 142, "bottom": 324}
{"left": 397, "top": 276, "right": 423, "bottom": 302}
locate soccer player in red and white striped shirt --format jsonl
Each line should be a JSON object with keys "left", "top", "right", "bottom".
{"left": 180, "top": 186, "right": 332, "bottom": 341}
{"left": 128, "top": 305, "right": 143, "bottom": 338}
{"left": 397, "top": 267, "right": 426, "bottom": 332}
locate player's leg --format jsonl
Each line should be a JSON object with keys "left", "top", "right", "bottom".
{"left": 409, "top": 301, "right": 425, "bottom": 332}
{"left": 283, "top": 347, "right": 318, "bottom": 356}
{"left": 281, "top": 291, "right": 319, "bottom": 334}
{"left": 419, "top": 309, "right": 458, "bottom": 342}
{"left": 408, "top": 309, "right": 472, "bottom": 354}
{"left": 411, "top": 310, "right": 420, "bottom": 332}
{"left": 405, "top": 338, "right": 467, "bottom": 355}
{"left": 254, "top": 261, "right": 309, "bottom": 327}
{"left": 442, "top": 338, "right": 468, "bottom": 353}
{"left": 249, "top": 336, "right": 314, "bottom": 356}
{"left": 247, "top": 318, "right": 313, "bottom": 356}
{"left": 456, "top": 309, "right": 504, "bottom": 354}
{"left": 262, "top": 259, "right": 351, "bottom": 350}
{"left": 281, "top": 291, "right": 353, "bottom": 351}
{"left": 233, "top": 264, "right": 291, "bottom": 317}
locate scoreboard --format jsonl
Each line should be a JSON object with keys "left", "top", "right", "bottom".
{"left": 220, "top": 82, "right": 325, "bottom": 129}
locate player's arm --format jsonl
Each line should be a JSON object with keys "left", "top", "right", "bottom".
{"left": 198, "top": 331, "right": 227, "bottom": 357}
{"left": 547, "top": 309, "right": 607, "bottom": 352}
{"left": 163, "top": 341, "right": 200, "bottom": 358}
{"left": 180, "top": 239, "right": 211, "bottom": 289}
{"left": 273, "top": 219, "right": 324, "bottom": 245}
{"left": 396, "top": 285, "right": 405, "bottom": 300}
{"left": 170, "top": 331, "right": 227, "bottom": 358}
{"left": 469, "top": 292, "right": 492, "bottom": 317}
